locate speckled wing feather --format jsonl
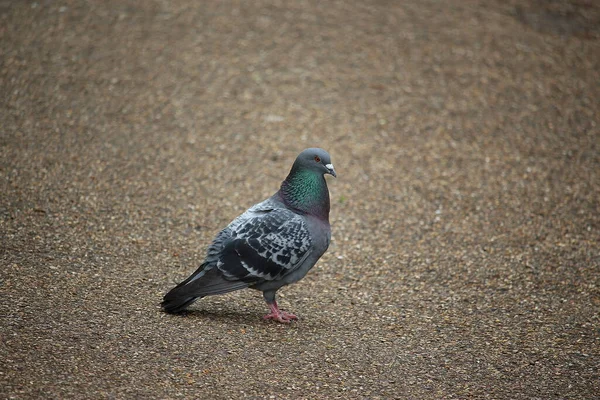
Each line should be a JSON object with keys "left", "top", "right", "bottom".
{"left": 215, "top": 205, "right": 312, "bottom": 284}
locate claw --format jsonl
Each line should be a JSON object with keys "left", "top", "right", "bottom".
{"left": 263, "top": 301, "right": 298, "bottom": 323}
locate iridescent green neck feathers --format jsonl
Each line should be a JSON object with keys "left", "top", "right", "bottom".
{"left": 279, "top": 168, "right": 330, "bottom": 221}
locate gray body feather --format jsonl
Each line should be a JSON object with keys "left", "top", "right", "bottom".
{"left": 161, "top": 195, "right": 330, "bottom": 313}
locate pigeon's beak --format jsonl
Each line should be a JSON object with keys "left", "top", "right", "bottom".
{"left": 325, "top": 163, "right": 337, "bottom": 178}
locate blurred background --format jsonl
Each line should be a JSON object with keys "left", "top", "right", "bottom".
{"left": 1, "top": 1, "right": 599, "bottom": 398}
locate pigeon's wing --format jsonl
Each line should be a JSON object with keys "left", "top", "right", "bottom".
{"left": 216, "top": 208, "right": 312, "bottom": 283}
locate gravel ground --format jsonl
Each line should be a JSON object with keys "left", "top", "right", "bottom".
{"left": 1, "top": 1, "right": 599, "bottom": 399}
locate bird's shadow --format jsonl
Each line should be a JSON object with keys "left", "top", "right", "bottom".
{"left": 169, "top": 308, "right": 269, "bottom": 326}
{"left": 163, "top": 307, "right": 328, "bottom": 330}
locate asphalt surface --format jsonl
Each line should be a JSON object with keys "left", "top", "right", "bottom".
{"left": 1, "top": 1, "right": 599, "bottom": 399}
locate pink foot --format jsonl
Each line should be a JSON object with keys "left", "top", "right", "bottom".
{"left": 263, "top": 302, "right": 298, "bottom": 323}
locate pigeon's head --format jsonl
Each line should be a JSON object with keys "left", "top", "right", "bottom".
{"left": 294, "top": 148, "right": 336, "bottom": 178}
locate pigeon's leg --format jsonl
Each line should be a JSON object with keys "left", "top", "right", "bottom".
{"left": 262, "top": 291, "right": 298, "bottom": 323}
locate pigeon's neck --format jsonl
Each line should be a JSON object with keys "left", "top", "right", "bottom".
{"left": 279, "top": 168, "right": 330, "bottom": 221}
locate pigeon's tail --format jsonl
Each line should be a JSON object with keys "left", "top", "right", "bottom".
{"left": 161, "top": 262, "right": 250, "bottom": 314}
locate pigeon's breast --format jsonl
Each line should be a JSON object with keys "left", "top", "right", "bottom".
{"left": 307, "top": 215, "right": 331, "bottom": 253}
{"left": 279, "top": 215, "right": 330, "bottom": 285}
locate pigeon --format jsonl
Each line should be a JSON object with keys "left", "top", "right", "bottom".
{"left": 162, "top": 148, "right": 336, "bottom": 323}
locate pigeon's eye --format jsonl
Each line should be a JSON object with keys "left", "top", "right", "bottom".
{"left": 314, "top": 155, "right": 321, "bottom": 163}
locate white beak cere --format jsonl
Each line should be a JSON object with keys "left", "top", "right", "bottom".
{"left": 325, "top": 163, "right": 337, "bottom": 177}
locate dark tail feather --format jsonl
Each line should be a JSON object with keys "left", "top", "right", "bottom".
{"left": 161, "top": 263, "right": 250, "bottom": 314}
{"left": 162, "top": 295, "right": 200, "bottom": 314}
